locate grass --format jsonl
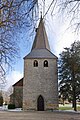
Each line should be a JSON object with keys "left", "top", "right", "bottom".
{"left": 77, "top": 106, "right": 80, "bottom": 111}
{"left": 59, "top": 104, "right": 80, "bottom": 111}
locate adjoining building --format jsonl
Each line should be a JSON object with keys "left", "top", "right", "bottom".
{"left": 10, "top": 78, "right": 23, "bottom": 108}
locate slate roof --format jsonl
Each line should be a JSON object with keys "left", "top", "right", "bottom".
{"left": 24, "top": 49, "right": 57, "bottom": 59}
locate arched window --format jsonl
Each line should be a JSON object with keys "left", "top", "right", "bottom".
{"left": 34, "top": 60, "right": 38, "bottom": 67}
{"left": 44, "top": 60, "right": 48, "bottom": 67}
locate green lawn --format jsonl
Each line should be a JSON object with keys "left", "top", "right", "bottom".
{"left": 59, "top": 104, "right": 80, "bottom": 111}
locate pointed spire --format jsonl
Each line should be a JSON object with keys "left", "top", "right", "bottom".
{"left": 31, "top": 17, "right": 50, "bottom": 51}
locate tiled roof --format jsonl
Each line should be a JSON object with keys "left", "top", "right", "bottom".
{"left": 13, "top": 78, "right": 23, "bottom": 87}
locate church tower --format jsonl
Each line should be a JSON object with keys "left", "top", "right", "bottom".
{"left": 23, "top": 17, "right": 58, "bottom": 111}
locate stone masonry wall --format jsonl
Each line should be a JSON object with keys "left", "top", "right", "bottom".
{"left": 14, "top": 86, "right": 23, "bottom": 108}
{"left": 23, "top": 58, "right": 58, "bottom": 110}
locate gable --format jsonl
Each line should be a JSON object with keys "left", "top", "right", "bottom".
{"left": 13, "top": 78, "right": 23, "bottom": 87}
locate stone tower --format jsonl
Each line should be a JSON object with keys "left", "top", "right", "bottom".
{"left": 23, "top": 17, "right": 58, "bottom": 111}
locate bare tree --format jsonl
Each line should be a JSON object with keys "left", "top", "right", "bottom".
{"left": 57, "top": 0, "right": 80, "bottom": 33}
{"left": 44, "top": 0, "right": 80, "bottom": 33}
{"left": 37, "top": 0, "right": 80, "bottom": 33}
{"left": 0, "top": 0, "right": 38, "bottom": 81}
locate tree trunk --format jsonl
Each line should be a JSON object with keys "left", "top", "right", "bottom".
{"left": 72, "top": 67, "right": 77, "bottom": 111}
{"left": 73, "top": 87, "right": 77, "bottom": 111}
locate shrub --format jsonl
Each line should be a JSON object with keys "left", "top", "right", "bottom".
{"left": 8, "top": 104, "right": 15, "bottom": 109}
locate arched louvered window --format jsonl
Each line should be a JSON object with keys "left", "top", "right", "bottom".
{"left": 34, "top": 60, "right": 38, "bottom": 67}
{"left": 44, "top": 60, "right": 48, "bottom": 67}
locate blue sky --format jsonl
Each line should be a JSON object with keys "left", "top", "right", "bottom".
{"left": 4, "top": 1, "right": 80, "bottom": 91}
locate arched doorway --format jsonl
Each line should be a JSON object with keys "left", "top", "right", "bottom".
{"left": 37, "top": 95, "right": 44, "bottom": 111}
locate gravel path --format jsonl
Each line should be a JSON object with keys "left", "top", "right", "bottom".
{"left": 0, "top": 110, "right": 80, "bottom": 120}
